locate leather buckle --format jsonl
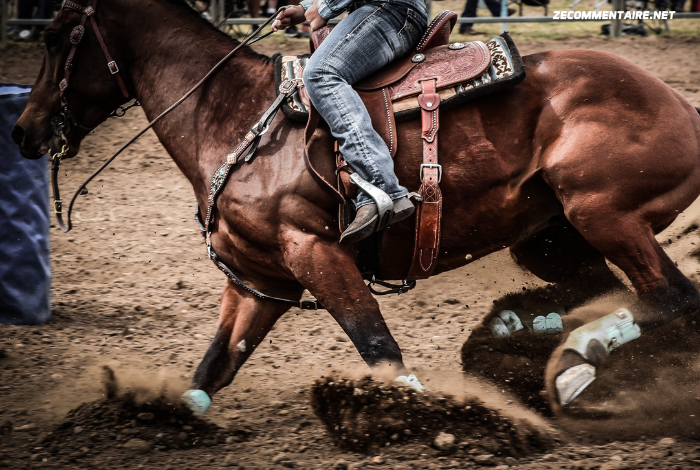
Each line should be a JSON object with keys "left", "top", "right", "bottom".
{"left": 420, "top": 163, "right": 442, "bottom": 183}
{"left": 299, "top": 300, "right": 318, "bottom": 310}
{"left": 107, "top": 61, "right": 119, "bottom": 74}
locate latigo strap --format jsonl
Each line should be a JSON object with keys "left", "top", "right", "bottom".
{"left": 408, "top": 78, "right": 442, "bottom": 280}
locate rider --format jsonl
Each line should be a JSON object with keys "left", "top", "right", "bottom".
{"left": 273, "top": 0, "right": 428, "bottom": 244}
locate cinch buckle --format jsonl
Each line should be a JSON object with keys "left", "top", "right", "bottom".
{"left": 54, "top": 200, "right": 63, "bottom": 215}
{"left": 420, "top": 163, "right": 442, "bottom": 183}
{"left": 107, "top": 61, "right": 119, "bottom": 74}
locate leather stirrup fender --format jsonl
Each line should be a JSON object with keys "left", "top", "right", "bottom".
{"left": 407, "top": 79, "right": 442, "bottom": 280}
{"left": 303, "top": 105, "right": 345, "bottom": 205}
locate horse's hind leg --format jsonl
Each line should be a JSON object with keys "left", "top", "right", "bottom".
{"left": 495, "top": 220, "right": 630, "bottom": 326}
{"left": 510, "top": 220, "right": 628, "bottom": 296}
{"left": 462, "top": 222, "right": 631, "bottom": 412}
{"left": 546, "top": 215, "right": 700, "bottom": 408}
{"left": 183, "top": 282, "right": 292, "bottom": 414}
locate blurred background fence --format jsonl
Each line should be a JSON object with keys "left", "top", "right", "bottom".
{"left": 1, "top": 0, "right": 699, "bottom": 45}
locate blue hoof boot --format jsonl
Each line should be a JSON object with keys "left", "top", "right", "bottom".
{"left": 533, "top": 312, "right": 563, "bottom": 335}
{"left": 182, "top": 389, "right": 211, "bottom": 415}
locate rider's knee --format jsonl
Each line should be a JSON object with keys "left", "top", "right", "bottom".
{"left": 303, "top": 57, "right": 344, "bottom": 101}
{"left": 303, "top": 61, "right": 325, "bottom": 96}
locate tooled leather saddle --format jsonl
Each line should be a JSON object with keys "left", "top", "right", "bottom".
{"left": 273, "top": 11, "right": 525, "bottom": 285}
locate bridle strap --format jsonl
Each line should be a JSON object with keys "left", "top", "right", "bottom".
{"left": 60, "top": 7, "right": 88, "bottom": 97}
{"left": 52, "top": 10, "right": 283, "bottom": 232}
{"left": 60, "top": 0, "right": 129, "bottom": 99}
{"left": 87, "top": 0, "right": 129, "bottom": 98}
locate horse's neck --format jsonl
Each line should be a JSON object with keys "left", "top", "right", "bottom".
{"left": 124, "top": 4, "right": 274, "bottom": 193}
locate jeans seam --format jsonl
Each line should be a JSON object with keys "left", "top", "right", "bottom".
{"left": 317, "top": 2, "right": 390, "bottom": 185}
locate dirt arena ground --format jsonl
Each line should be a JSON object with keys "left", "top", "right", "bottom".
{"left": 2, "top": 33, "right": 700, "bottom": 470}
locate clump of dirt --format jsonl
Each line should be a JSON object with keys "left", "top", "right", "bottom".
{"left": 41, "top": 367, "right": 248, "bottom": 454}
{"left": 310, "top": 375, "right": 556, "bottom": 457}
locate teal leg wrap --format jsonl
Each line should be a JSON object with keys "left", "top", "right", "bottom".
{"left": 556, "top": 308, "right": 641, "bottom": 406}
{"left": 182, "top": 389, "right": 212, "bottom": 415}
{"left": 565, "top": 308, "right": 641, "bottom": 360}
{"left": 489, "top": 310, "right": 524, "bottom": 337}
{"left": 533, "top": 312, "right": 563, "bottom": 335}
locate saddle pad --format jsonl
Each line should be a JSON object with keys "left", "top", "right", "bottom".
{"left": 274, "top": 32, "right": 525, "bottom": 123}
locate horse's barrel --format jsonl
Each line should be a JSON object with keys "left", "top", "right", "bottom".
{"left": 0, "top": 84, "right": 51, "bottom": 325}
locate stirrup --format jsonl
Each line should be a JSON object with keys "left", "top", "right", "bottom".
{"left": 349, "top": 173, "right": 394, "bottom": 230}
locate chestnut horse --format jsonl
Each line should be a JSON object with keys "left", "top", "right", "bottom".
{"left": 13, "top": 0, "right": 700, "bottom": 411}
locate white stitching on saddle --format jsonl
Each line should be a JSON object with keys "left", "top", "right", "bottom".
{"left": 416, "top": 11, "right": 449, "bottom": 50}
{"left": 382, "top": 88, "right": 394, "bottom": 155}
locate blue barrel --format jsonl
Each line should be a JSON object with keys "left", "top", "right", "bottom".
{"left": 0, "top": 84, "right": 51, "bottom": 325}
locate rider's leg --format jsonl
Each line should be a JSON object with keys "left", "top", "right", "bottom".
{"left": 304, "top": 0, "right": 428, "bottom": 243}
{"left": 459, "top": 0, "right": 480, "bottom": 32}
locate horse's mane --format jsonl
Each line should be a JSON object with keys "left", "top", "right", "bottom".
{"left": 160, "top": 0, "right": 272, "bottom": 65}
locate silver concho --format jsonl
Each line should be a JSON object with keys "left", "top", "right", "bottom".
{"left": 411, "top": 53, "right": 425, "bottom": 63}
{"left": 448, "top": 42, "right": 465, "bottom": 50}
{"left": 84, "top": 5, "right": 95, "bottom": 16}
{"left": 70, "top": 25, "right": 85, "bottom": 45}
{"left": 278, "top": 79, "right": 297, "bottom": 94}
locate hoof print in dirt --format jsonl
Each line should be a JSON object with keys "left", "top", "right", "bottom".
{"left": 310, "top": 375, "right": 555, "bottom": 458}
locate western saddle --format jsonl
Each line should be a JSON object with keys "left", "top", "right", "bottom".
{"left": 302, "top": 11, "right": 491, "bottom": 281}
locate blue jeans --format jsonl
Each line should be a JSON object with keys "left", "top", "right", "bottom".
{"left": 304, "top": 0, "right": 428, "bottom": 208}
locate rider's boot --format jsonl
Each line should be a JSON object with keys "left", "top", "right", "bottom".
{"left": 340, "top": 196, "right": 414, "bottom": 244}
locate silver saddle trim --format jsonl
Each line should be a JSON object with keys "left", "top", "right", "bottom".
{"left": 349, "top": 172, "right": 394, "bottom": 230}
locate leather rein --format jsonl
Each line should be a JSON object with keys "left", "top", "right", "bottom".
{"left": 49, "top": 1, "right": 280, "bottom": 232}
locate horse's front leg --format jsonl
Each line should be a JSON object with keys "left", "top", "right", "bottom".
{"left": 284, "top": 235, "right": 425, "bottom": 392}
{"left": 183, "top": 281, "right": 292, "bottom": 414}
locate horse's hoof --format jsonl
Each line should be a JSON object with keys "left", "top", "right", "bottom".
{"left": 500, "top": 310, "right": 524, "bottom": 333}
{"left": 533, "top": 312, "right": 563, "bottom": 335}
{"left": 555, "top": 363, "right": 596, "bottom": 406}
{"left": 182, "top": 389, "right": 211, "bottom": 415}
{"left": 396, "top": 374, "right": 426, "bottom": 393}
{"left": 490, "top": 317, "right": 510, "bottom": 337}
{"left": 490, "top": 310, "right": 524, "bottom": 337}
